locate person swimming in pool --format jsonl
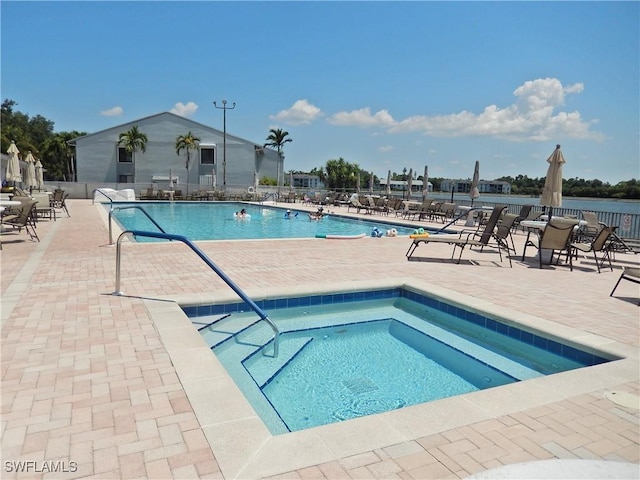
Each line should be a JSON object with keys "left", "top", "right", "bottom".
{"left": 234, "top": 208, "right": 249, "bottom": 220}
{"left": 284, "top": 209, "right": 298, "bottom": 219}
{"left": 308, "top": 207, "right": 325, "bottom": 220}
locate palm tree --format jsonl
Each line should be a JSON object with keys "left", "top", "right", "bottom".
{"left": 118, "top": 125, "right": 148, "bottom": 184}
{"left": 264, "top": 128, "right": 292, "bottom": 189}
{"left": 263, "top": 128, "right": 293, "bottom": 155}
{"left": 175, "top": 131, "right": 201, "bottom": 194}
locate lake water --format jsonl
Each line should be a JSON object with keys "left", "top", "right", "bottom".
{"left": 425, "top": 193, "right": 639, "bottom": 215}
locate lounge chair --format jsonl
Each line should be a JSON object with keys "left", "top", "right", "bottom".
{"left": 610, "top": 267, "right": 640, "bottom": 302}
{"left": 347, "top": 196, "right": 371, "bottom": 214}
{"left": 570, "top": 225, "right": 615, "bottom": 273}
{"left": 495, "top": 213, "right": 519, "bottom": 255}
{"left": 406, "top": 205, "right": 511, "bottom": 266}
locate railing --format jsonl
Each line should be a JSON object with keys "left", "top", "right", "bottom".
{"left": 261, "top": 192, "right": 279, "bottom": 204}
{"left": 108, "top": 206, "right": 168, "bottom": 245}
{"left": 112, "top": 229, "right": 280, "bottom": 357}
{"left": 92, "top": 188, "right": 114, "bottom": 206}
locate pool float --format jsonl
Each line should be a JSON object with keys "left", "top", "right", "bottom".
{"left": 233, "top": 213, "right": 251, "bottom": 220}
{"left": 370, "top": 227, "right": 384, "bottom": 238}
{"left": 409, "top": 232, "right": 430, "bottom": 239}
{"left": 385, "top": 228, "right": 398, "bottom": 237}
{"left": 315, "top": 233, "right": 367, "bottom": 239}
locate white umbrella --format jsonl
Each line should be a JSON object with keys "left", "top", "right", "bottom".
{"left": 356, "top": 172, "right": 361, "bottom": 194}
{"left": 289, "top": 171, "right": 293, "bottom": 192}
{"left": 253, "top": 171, "right": 259, "bottom": 196}
{"left": 385, "top": 170, "right": 391, "bottom": 196}
{"left": 5, "top": 140, "right": 21, "bottom": 184}
{"left": 24, "top": 151, "right": 38, "bottom": 190}
{"left": 470, "top": 160, "right": 480, "bottom": 206}
{"left": 406, "top": 168, "right": 413, "bottom": 199}
{"left": 35, "top": 158, "right": 44, "bottom": 190}
{"left": 212, "top": 170, "right": 217, "bottom": 190}
{"left": 369, "top": 171, "right": 374, "bottom": 195}
{"left": 169, "top": 168, "right": 174, "bottom": 190}
{"left": 540, "top": 144, "right": 566, "bottom": 218}
{"left": 422, "top": 165, "right": 429, "bottom": 200}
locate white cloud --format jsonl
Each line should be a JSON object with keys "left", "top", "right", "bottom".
{"left": 328, "top": 107, "right": 395, "bottom": 128}
{"left": 100, "top": 106, "right": 123, "bottom": 117}
{"left": 378, "top": 145, "right": 394, "bottom": 152}
{"left": 330, "top": 78, "right": 602, "bottom": 142}
{"left": 170, "top": 102, "right": 198, "bottom": 117}
{"left": 270, "top": 99, "right": 322, "bottom": 125}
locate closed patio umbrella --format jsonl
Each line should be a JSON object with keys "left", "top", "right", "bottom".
{"left": 24, "top": 151, "right": 38, "bottom": 191}
{"left": 369, "top": 171, "right": 374, "bottom": 195}
{"left": 406, "top": 168, "right": 413, "bottom": 199}
{"left": 212, "top": 170, "right": 216, "bottom": 190}
{"left": 5, "top": 140, "right": 21, "bottom": 184}
{"left": 470, "top": 160, "right": 480, "bottom": 206}
{"left": 35, "top": 158, "right": 44, "bottom": 190}
{"left": 356, "top": 172, "right": 361, "bottom": 194}
{"left": 385, "top": 169, "right": 391, "bottom": 196}
{"left": 289, "top": 171, "right": 293, "bottom": 192}
{"left": 422, "top": 165, "right": 429, "bottom": 200}
{"left": 540, "top": 144, "right": 565, "bottom": 218}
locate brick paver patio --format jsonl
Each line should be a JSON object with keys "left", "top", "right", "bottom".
{"left": 1, "top": 199, "right": 638, "bottom": 479}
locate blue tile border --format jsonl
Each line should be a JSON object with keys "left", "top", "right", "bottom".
{"left": 184, "top": 287, "right": 612, "bottom": 367}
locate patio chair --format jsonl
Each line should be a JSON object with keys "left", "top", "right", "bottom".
{"left": 406, "top": 205, "right": 511, "bottom": 266}
{"left": 516, "top": 210, "right": 543, "bottom": 232}
{"left": 430, "top": 202, "right": 457, "bottom": 223}
{"left": 529, "top": 220, "right": 576, "bottom": 270}
{"left": 580, "top": 211, "right": 604, "bottom": 238}
{"left": 610, "top": 267, "right": 640, "bottom": 302}
{"left": 512, "top": 205, "right": 533, "bottom": 231}
{"left": 1, "top": 199, "right": 39, "bottom": 241}
{"left": 51, "top": 189, "right": 70, "bottom": 217}
{"left": 570, "top": 225, "right": 615, "bottom": 273}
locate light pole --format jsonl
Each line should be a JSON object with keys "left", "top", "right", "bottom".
{"left": 213, "top": 99, "right": 236, "bottom": 188}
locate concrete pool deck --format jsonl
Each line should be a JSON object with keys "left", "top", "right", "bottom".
{"left": 1, "top": 199, "right": 639, "bottom": 479}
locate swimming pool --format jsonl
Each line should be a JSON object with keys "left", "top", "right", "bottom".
{"left": 186, "top": 287, "right": 615, "bottom": 435}
{"left": 106, "top": 202, "right": 418, "bottom": 241}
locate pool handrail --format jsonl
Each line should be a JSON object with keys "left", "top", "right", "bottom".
{"left": 92, "top": 188, "right": 114, "bottom": 206}
{"left": 108, "top": 205, "right": 168, "bottom": 245}
{"left": 261, "top": 192, "right": 278, "bottom": 204}
{"left": 112, "top": 229, "right": 280, "bottom": 357}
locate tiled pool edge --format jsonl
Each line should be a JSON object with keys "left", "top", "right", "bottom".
{"left": 144, "top": 279, "right": 638, "bottom": 479}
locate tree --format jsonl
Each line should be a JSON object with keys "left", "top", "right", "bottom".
{"left": 175, "top": 131, "right": 200, "bottom": 194}
{"left": 118, "top": 126, "right": 148, "bottom": 184}
{"left": 263, "top": 128, "right": 292, "bottom": 156}
{"left": 40, "top": 131, "right": 84, "bottom": 181}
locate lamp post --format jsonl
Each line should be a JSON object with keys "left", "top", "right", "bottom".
{"left": 213, "top": 99, "right": 236, "bottom": 188}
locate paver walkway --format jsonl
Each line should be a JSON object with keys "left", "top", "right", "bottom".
{"left": 1, "top": 200, "right": 638, "bottom": 479}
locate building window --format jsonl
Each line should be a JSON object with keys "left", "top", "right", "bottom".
{"left": 201, "top": 147, "right": 216, "bottom": 165}
{"left": 118, "top": 147, "right": 132, "bottom": 163}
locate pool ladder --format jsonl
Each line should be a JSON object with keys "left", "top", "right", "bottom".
{"left": 111, "top": 229, "right": 280, "bottom": 357}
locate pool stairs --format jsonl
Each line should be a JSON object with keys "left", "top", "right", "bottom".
{"left": 194, "top": 313, "right": 314, "bottom": 389}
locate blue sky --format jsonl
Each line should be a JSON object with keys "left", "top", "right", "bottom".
{"left": 2, "top": 1, "right": 638, "bottom": 184}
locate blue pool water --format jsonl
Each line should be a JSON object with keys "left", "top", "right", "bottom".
{"left": 107, "top": 202, "right": 417, "bottom": 241}
{"left": 187, "top": 288, "right": 614, "bottom": 434}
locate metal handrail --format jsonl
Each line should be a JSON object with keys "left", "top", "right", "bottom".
{"left": 92, "top": 188, "right": 114, "bottom": 206}
{"left": 108, "top": 206, "right": 168, "bottom": 245}
{"left": 261, "top": 192, "right": 278, "bottom": 204}
{"left": 112, "top": 229, "right": 280, "bottom": 357}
